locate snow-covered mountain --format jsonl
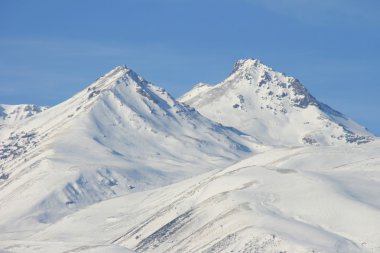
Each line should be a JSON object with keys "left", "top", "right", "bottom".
{"left": 180, "top": 59, "right": 374, "bottom": 146}
{"left": 0, "top": 66, "right": 262, "bottom": 237}
{"left": 0, "top": 60, "right": 378, "bottom": 253}
{"left": 0, "top": 104, "right": 47, "bottom": 126}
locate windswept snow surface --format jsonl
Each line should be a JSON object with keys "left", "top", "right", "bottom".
{"left": 3, "top": 140, "right": 379, "bottom": 253}
{"left": 179, "top": 59, "right": 374, "bottom": 146}
{"left": 0, "top": 66, "right": 262, "bottom": 239}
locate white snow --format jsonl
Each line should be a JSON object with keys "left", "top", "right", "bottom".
{"left": 179, "top": 59, "right": 374, "bottom": 146}
{"left": 0, "top": 104, "right": 47, "bottom": 126}
{"left": 0, "top": 65, "right": 263, "bottom": 240}
{"left": 3, "top": 140, "right": 379, "bottom": 253}
{"left": 0, "top": 60, "right": 378, "bottom": 253}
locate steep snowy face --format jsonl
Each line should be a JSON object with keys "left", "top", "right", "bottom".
{"left": 0, "top": 65, "right": 262, "bottom": 235}
{"left": 180, "top": 59, "right": 374, "bottom": 146}
{"left": 0, "top": 104, "right": 48, "bottom": 126}
{"left": 230, "top": 59, "right": 317, "bottom": 108}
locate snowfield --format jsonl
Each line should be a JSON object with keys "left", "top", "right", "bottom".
{"left": 1, "top": 142, "right": 380, "bottom": 253}
{"left": 0, "top": 59, "right": 379, "bottom": 253}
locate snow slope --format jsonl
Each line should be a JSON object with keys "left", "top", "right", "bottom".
{"left": 4, "top": 140, "right": 379, "bottom": 253}
{"left": 0, "top": 66, "right": 262, "bottom": 238}
{"left": 0, "top": 104, "right": 47, "bottom": 126}
{"left": 180, "top": 59, "right": 374, "bottom": 146}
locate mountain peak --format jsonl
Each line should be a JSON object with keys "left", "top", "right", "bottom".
{"left": 85, "top": 65, "right": 150, "bottom": 98}
{"left": 225, "top": 58, "right": 317, "bottom": 108}
{"left": 180, "top": 59, "right": 374, "bottom": 146}
{"left": 232, "top": 58, "right": 269, "bottom": 73}
{"left": 112, "top": 65, "right": 141, "bottom": 78}
{"left": 108, "top": 65, "right": 145, "bottom": 83}
{"left": 227, "top": 58, "right": 278, "bottom": 84}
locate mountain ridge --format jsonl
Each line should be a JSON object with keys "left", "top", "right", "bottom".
{"left": 0, "top": 64, "right": 262, "bottom": 237}
{"left": 179, "top": 58, "right": 374, "bottom": 146}
{"left": 0, "top": 60, "right": 379, "bottom": 253}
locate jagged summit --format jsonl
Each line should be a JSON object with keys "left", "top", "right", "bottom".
{"left": 225, "top": 59, "right": 316, "bottom": 107}
{"left": 86, "top": 65, "right": 148, "bottom": 92}
{"left": 231, "top": 58, "right": 265, "bottom": 73}
{"left": 180, "top": 59, "right": 374, "bottom": 146}
{"left": 81, "top": 65, "right": 183, "bottom": 114}
{"left": 229, "top": 58, "right": 284, "bottom": 79}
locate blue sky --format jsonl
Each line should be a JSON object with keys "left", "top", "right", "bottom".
{"left": 0, "top": 0, "right": 379, "bottom": 134}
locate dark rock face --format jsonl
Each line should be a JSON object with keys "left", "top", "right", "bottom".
{"left": 288, "top": 78, "right": 317, "bottom": 108}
